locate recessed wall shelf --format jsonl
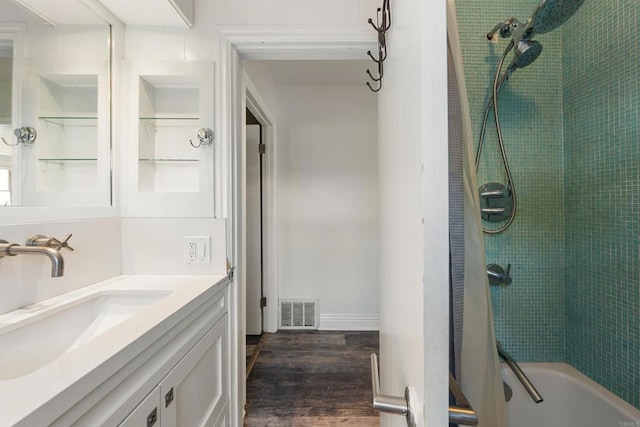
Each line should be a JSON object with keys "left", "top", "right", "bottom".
{"left": 18, "top": 61, "right": 110, "bottom": 205}
{"left": 124, "top": 60, "right": 215, "bottom": 216}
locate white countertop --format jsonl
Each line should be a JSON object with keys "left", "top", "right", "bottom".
{"left": 0, "top": 274, "right": 227, "bottom": 426}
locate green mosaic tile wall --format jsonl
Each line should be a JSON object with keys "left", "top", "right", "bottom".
{"left": 455, "top": 0, "right": 639, "bottom": 409}
{"left": 563, "top": 0, "right": 640, "bottom": 409}
{"left": 456, "top": 0, "right": 566, "bottom": 362}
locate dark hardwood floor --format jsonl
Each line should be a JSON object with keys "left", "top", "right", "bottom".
{"left": 244, "top": 330, "right": 380, "bottom": 426}
{"left": 246, "top": 334, "right": 265, "bottom": 378}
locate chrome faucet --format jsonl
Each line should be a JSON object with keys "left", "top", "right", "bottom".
{"left": 497, "top": 342, "right": 543, "bottom": 403}
{"left": 0, "top": 234, "right": 73, "bottom": 278}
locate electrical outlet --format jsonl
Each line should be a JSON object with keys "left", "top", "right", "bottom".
{"left": 184, "top": 236, "right": 211, "bottom": 263}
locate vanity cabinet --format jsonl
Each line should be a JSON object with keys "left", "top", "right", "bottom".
{"left": 47, "top": 280, "right": 230, "bottom": 427}
{"left": 118, "top": 317, "right": 228, "bottom": 427}
{"left": 123, "top": 61, "right": 215, "bottom": 217}
{"left": 19, "top": 60, "right": 110, "bottom": 206}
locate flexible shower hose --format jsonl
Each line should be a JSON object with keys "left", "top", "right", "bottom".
{"left": 475, "top": 40, "right": 518, "bottom": 234}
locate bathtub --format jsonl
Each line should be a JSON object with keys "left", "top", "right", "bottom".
{"left": 501, "top": 363, "right": 640, "bottom": 427}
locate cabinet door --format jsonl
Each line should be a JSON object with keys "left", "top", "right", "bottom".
{"left": 160, "top": 314, "right": 228, "bottom": 427}
{"left": 123, "top": 60, "right": 215, "bottom": 217}
{"left": 118, "top": 386, "right": 161, "bottom": 427}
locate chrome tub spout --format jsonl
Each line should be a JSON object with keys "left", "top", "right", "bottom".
{"left": 0, "top": 241, "right": 64, "bottom": 277}
{"left": 498, "top": 343, "right": 543, "bottom": 403}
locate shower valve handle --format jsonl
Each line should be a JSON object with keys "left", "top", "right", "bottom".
{"left": 487, "top": 263, "right": 512, "bottom": 286}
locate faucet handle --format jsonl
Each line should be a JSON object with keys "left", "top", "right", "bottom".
{"left": 487, "top": 263, "right": 512, "bottom": 286}
{"left": 26, "top": 234, "right": 74, "bottom": 251}
{"left": 51, "top": 234, "right": 74, "bottom": 251}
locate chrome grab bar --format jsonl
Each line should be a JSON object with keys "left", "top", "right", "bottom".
{"left": 370, "top": 354, "right": 479, "bottom": 426}
{"left": 370, "top": 354, "right": 416, "bottom": 427}
{"left": 450, "top": 406, "right": 479, "bottom": 425}
{"left": 448, "top": 373, "right": 479, "bottom": 426}
{"left": 497, "top": 343, "right": 544, "bottom": 403}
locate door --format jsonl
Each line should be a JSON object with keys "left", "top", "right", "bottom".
{"left": 245, "top": 115, "right": 263, "bottom": 336}
{"left": 160, "top": 316, "right": 229, "bottom": 427}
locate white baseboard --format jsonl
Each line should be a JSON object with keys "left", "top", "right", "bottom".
{"left": 318, "top": 314, "right": 379, "bottom": 331}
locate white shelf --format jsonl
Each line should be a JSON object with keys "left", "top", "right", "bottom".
{"left": 38, "top": 117, "right": 98, "bottom": 126}
{"left": 139, "top": 159, "right": 198, "bottom": 163}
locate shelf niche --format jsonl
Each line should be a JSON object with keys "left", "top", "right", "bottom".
{"left": 36, "top": 74, "right": 99, "bottom": 193}
{"left": 138, "top": 75, "right": 200, "bottom": 193}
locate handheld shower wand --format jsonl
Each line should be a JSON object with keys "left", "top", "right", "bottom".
{"left": 477, "top": 0, "right": 585, "bottom": 234}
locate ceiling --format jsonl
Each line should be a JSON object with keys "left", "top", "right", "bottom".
{"left": 255, "top": 60, "right": 371, "bottom": 87}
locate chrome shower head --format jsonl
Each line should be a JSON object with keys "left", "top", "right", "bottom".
{"left": 512, "top": 40, "right": 543, "bottom": 68}
{"left": 530, "top": 0, "right": 586, "bottom": 34}
{"left": 488, "top": 0, "right": 584, "bottom": 84}
{"left": 487, "top": 0, "right": 586, "bottom": 45}
{"left": 498, "top": 39, "right": 543, "bottom": 86}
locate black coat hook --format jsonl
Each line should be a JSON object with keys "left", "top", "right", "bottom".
{"left": 367, "top": 49, "right": 383, "bottom": 64}
{"left": 367, "top": 69, "right": 382, "bottom": 82}
{"left": 365, "top": 0, "right": 391, "bottom": 92}
{"left": 367, "top": 80, "right": 382, "bottom": 92}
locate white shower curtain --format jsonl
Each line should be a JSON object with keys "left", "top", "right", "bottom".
{"left": 447, "top": 1, "right": 508, "bottom": 426}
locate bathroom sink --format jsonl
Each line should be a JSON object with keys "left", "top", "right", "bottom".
{"left": 0, "top": 290, "right": 171, "bottom": 380}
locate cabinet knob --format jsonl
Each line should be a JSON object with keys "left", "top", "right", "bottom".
{"left": 146, "top": 407, "right": 157, "bottom": 427}
{"left": 165, "top": 387, "right": 174, "bottom": 407}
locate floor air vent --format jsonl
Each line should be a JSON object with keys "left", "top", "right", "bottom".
{"left": 279, "top": 299, "right": 318, "bottom": 329}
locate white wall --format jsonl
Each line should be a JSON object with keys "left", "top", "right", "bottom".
{"left": 277, "top": 85, "right": 379, "bottom": 330}
{"left": 243, "top": 61, "right": 380, "bottom": 330}
{"left": 124, "top": 0, "right": 378, "bottom": 62}
{"left": 0, "top": 218, "right": 121, "bottom": 314}
{"left": 121, "top": 218, "right": 227, "bottom": 274}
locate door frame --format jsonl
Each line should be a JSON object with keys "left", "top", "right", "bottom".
{"left": 244, "top": 77, "right": 276, "bottom": 335}
{"left": 218, "top": 28, "right": 376, "bottom": 426}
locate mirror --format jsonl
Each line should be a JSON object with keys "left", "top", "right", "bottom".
{"left": 0, "top": 0, "right": 111, "bottom": 207}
